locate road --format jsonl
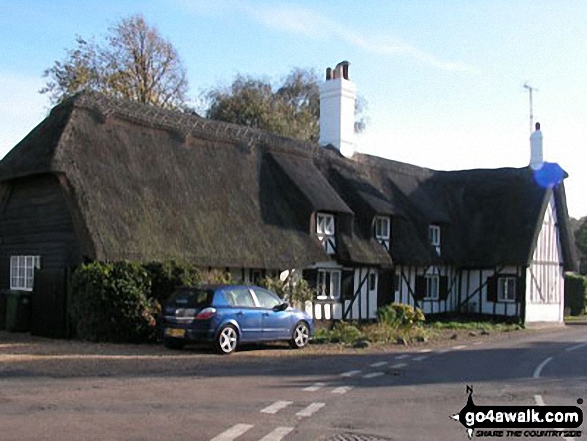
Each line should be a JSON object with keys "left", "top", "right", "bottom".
{"left": 0, "top": 325, "right": 585, "bottom": 441}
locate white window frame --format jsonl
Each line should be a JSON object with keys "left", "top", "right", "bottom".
{"left": 424, "top": 274, "right": 439, "bottom": 300}
{"left": 10, "top": 256, "right": 41, "bottom": 291}
{"left": 429, "top": 225, "right": 441, "bottom": 247}
{"left": 497, "top": 276, "right": 517, "bottom": 302}
{"left": 374, "top": 216, "right": 390, "bottom": 240}
{"left": 317, "top": 269, "right": 341, "bottom": 300}
{"left": 316, "top": 213, "right": 335, "bottom": 236}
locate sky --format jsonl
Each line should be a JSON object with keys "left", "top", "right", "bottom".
{"left": 1, "top": 0, "right": 586, "bottom": 218}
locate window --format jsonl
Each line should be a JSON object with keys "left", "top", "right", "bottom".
{"left": 224, "top": 288, "right": 256, "bottom": 307}
{"left": 425, "top": 274, "right": 439, "bottom": 300}
{"left": 375, "top": 216, "right": 391, "bottom": 250}
{"left": 10, "top": 256, "right": 40, "bottom": 291}
{"left": 429, "top": 225, "right": 441, "bottom": 246}
{"left": 369, "top": 273, "right": 377, "bottom": 291}
{"left": 317, "top": 269, "right": 341, "bottom": 299}
{"left": 316, "top": 213, "right": 335, "bottom": 236}
{"left": 252, "top": 288, "right": 281, "bottom": 309}
{"left": 498, "top": 277, "right": 516, "bottom": 302}
{"left": 375, "top": 216, "right": 390, "bottom": 240}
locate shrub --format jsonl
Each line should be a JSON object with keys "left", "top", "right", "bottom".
{"left": 259, "top": 274, "right": 314, "bottom": 305}
{"left": 565, "top": 274, "right": 587, "bottom": 316}
{"left": 199, "top": 268, "right": 233, "bottom": 285}
{"left": 376, "top": 303, "right": 425, "bottom": 329}
{"left": 70, "top": 261, "right": 158, "bottom": 343}
{"left": 143, "top": 260, "right": 201, "bottom": 305}
{"left": 329, "top": 321, "right": 365, "bottom": 344}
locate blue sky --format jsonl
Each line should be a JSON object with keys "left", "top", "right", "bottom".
{"left": 1, "top": 0, "right": 586, "bottom": 218}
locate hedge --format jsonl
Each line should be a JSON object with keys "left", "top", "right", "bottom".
{"left": 564, "top": 274, "right": 587, "bottom": 316}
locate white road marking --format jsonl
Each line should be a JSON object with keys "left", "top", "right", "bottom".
{"left": 340, "top": 369, "right": 362, "bottom": 377}
{"left": 261, "top": 401, "right": 293, "bottom": 414}
{"left": 363, "top": 372, "right": 385, "bottom": 379}
{"left": 419, "top": 349, "right": 432, "bottom": 353}
{"left": 437, "top": 348, "right": 451, "bottom": 354}
{"left": 390, "top": 363, "right": 407, "bottom": 369}
{"left": 210, "top": 424, "right": 254, "bottom": 441}
{"left": 331, "top": 386, "right": 353, "bottom": 394}
{"left": 370, "top": 361, "right": 388, "bottom": 367}
{"left": 413, "top": 355, "right": 429, "bottom": 361}
{"left": 296, "top": 402, "right": 325, "bottom": 417}
{"left": 452, "top": 345, "right": 467, "bottom": 350}
{"left": 534, "top": 395, "right": 575, "bottom": 441}
{"left": 303, "top": 382, "right": 325, "bottom": 392}
{"left": 395, "top": 354, "right": 410, "bottom": 360}
{"left": 566, "top": 342, "right": 587, "bottom": 352}
{"left": 472, "top": 341, "right": 483, "bottom": 345}
{"left": 533, "top": 356, "right": 553, "bottom": 379}
{"left": 258, "top": 427, "right": 294, "bottom": 441}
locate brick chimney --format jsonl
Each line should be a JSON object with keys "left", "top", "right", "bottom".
{"left": 319, "top": 61, "right": 356, "bottom": 157}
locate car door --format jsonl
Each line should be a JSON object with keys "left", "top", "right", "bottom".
{"left": 223, "top": 287, "right": 263, "bottom": 342}
{"left": 251, "top": 287, "right": 291, "bottom": 340}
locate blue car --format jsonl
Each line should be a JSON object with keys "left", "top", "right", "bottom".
{"left": 161, "top": 285, "right": 314, "bottom": 354}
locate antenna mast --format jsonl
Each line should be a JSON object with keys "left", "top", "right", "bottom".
{"left": 523, "top": 83, "right": 538, "bottom": 134}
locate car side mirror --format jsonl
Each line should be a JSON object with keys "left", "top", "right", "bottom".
{"left": 273, "top": 303, "right": 288, "bottom": 312}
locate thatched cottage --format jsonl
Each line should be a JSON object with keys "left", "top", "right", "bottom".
{"left": 0, "top": 62, "right": 576, "bottom": 336}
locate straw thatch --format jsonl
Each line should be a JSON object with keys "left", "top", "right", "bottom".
{"left": 0, "top": 91, "right": 576, "bottom": 272}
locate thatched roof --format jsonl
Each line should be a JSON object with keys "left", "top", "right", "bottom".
{"left": 0, "top": 92, "right": 576, "bottom": 272}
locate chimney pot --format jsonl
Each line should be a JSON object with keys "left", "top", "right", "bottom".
{"left": 326, "top": 67, "right": 332, "bottom": 80}
{"left": 535, "top": 122, "right": 540, "bottom": 130}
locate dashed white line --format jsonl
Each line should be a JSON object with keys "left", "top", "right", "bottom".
{"left": 419, "top": 349, "right": 432, "bottom": 353}
{"left": 296, "top": 402, "right": 325, "bottom": 417}
{"left": 452, "top": 345, "right": 467, "bottom": 350}
{"left": 261, "top": 401, "right": 293, "bottom": 414}
{"left": 533, "top": 357, "right": 553, "bottom": 379}
{"left": 370, "top": 361, "right": 388, "bottom": 367}
{"left": 390, "top": 362, "right": 407, "bottom": 369}
{"left": 437, "top": 348, "right": 451, "bottom": 354}
{"left": 303, "top": 382, "right": 325, "bottom": 392}
{"left": 363, "top": 372, "right": 385, "bottom": 379}
{"left": 258, "top": 427, "right": 294, "bottom": 441}
{"left": 340, "top": 369, "right": 362, "bottom": 377}
{"left": 395, "top": 354, "right": 410, "bottom": 360}
{"left": 413, "top": 355, "right": 428, "bottom": 361}
{"left": 565, "top": 342, "right": 587, "bottom": 352}
{"left": 534, "top": 395, "right": 575, "bottom": 441}
{"left": 210, "top": 424, "right": 254, "bottom": 441}
{"left": 331, "top": 386, "right": 353, "bottom": 394}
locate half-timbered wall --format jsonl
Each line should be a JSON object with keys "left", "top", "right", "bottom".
{"left": 525, "top": 195, "right": 564, "bottom": 323}
{"left": 394, "top": 265, "right": 458, "bottom": 315}
{"left": 459, "top": 266, "right": 523, "bottom": 317}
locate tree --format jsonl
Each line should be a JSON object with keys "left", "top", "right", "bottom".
{"left": 41, "top": 14, "right": 188, "bottom": 109}
{"left": 204, "top": 68, "right": 366, "bottom": 143}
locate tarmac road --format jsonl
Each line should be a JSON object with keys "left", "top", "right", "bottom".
{"left": 0, "top": 325, "right": 586, "bottom": 441}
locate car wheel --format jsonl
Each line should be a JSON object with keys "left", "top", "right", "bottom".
{"left": 215, "top": 325, "right": 238, "bottom": 355}
{"left": 290, "top": 321, "right": 310, "bottom": 349}
{"left": 164, "top": 338, "right": 185, "bottom": 350}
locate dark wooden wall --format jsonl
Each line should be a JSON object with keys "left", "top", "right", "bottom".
{"left": 0, "top": 174, "right": 83, "bottom": 290}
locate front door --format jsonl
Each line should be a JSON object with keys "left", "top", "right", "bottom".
{"left": 224, "top": 287, "right": 263, "bottom": 342}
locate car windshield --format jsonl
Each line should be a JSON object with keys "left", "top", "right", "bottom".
{"left": 167, "top": 288, "right": 214, "bottom": 308}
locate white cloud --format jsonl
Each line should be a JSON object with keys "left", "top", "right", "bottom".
{"left": 241, "top": 4, "right": 478, "bottom": 73}
{"left": 0, "top": 73, "right": 49, "bottom": 158}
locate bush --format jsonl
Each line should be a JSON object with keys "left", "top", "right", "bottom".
{"left": 329, "top": 321, "right": 365, "bottom": 344}
{"left": 144, "top": 260, "right": 201, "bottom": 305}
{"left": 565, "top": 274, "right": 587, "bottom": 316}
{"left": 259, "top": 274, "right": 314, "bottom": 305}
{"left": 70, "top": 261, "right": 158, "bottom": 343}
{"left": 376, "top": 303, "right": 425, "bottom": 329}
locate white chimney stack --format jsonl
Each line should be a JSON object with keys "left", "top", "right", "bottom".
{"left": 530, "top": 122, "right": 543, "bottom": 170}
{"left": 319, "top": 61, "right": 356, "bottom": 157}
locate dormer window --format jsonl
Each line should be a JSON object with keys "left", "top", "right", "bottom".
{"left": 374, "top": 216, "right": 390, "bottom": 250}
{"left": 429, "top": 224, "right": 441, "bottom": 255}
{"left": 316, "top": 212, "right": 336, "bottom": 254}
